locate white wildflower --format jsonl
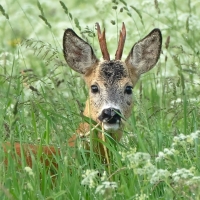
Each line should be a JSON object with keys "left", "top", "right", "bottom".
{"left": 95, "top": 184, "right": 105, "bottom": 195}
{"left": 136, "top": 162, "right": 156, "bottom": 176}
{"left": 81, "top": 169, "right": 99, "bottom": 188}
{"left": 158, "top": 151, "right": 165, "bottom": 158}
{"left": 126, "top": 152, "right": 150, "bottom": 169}
{"left": 26, "top": 182, "right": 33, "bottom": 191}
{"left": 119, "top": 147, "right": 136, "bottom": 162}
{"left": 120, "top": 149, "right": 156, "bottom": 176}
{"left": 190, "top": 131, "right": 200, "bottom": 139}
{"left": 100, "top": 171, "right": 107, "bottom": 182}
{"left": 172, "top": 168, "right": 194, "bottom": 183}
{"left": 173, "top": 174, "right": 180, "bottom": 182}
{"left": 24, "top": 166, "right": 34, "bottom": 176}
{"left": 191, "top": 176, "right": 200, "bottom": 181}
{"left": 172, "top": 131, "right": 200, "bottom": 147}
{"left": 170, "top": 98, "right": 182, "bottom": 105}
{"left": 95, "top": 181, "right": 117, "bottom": 195}
{"left": 5, "top": 104, "right": 14, "bottom": 117}
{"left": 186, "top": 135, "right": 193, "bottom": 144}
{"left": 163, "top": 148, "right": 175, "bottom": 156}
{"left": 135, "top": 193, "right": 149, "bottom": 200}
{"left": 155, "top": 151, "right": 165, "bottom": 162}
{"left": 133, "top": 152, "right": 151, "bottom": 163}
{"left": 150, "top": 169, "right": 170, "bottom": 184}
{"left": 186, "top": 176, "right": 200, "bottom": 186}
{"left": 179, "top": 134, "right": 187, "bottom": 140}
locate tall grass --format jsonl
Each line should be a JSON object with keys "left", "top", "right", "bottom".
{"left": 0, "top": 0, "right": 200, "bottom": 199}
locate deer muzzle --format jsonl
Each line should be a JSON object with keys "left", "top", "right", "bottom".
{"left": 98, "top": 108, "right": 121, "bottom": 124}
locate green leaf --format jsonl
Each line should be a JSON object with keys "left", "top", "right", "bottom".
{"left": 0, "top": 4, "right": 9, "bottom": 19}
{"left": 59, "top": 1, "right": 68, "bottom": 15}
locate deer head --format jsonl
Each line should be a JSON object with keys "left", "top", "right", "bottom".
{"left": 63, "top": 23, "right": 162, "bottom": 141}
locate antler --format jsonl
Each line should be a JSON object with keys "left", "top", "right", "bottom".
{"left": 96, "top": 23, "right": 110, "bottom": 61}
{"left": 115, "top": 22, "right": 126, "bottom": 60}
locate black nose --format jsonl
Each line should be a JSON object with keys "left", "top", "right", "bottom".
{"left": 98, "top": 108, "right": 121, "bottom": 124}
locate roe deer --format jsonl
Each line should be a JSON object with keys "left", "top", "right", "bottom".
{"left": 65, "top": 23, "right": 162, "bottom": 158}
{"left": 3, "top": 23, "right": 162, "bottom": 169}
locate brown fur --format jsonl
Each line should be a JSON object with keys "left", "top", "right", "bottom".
{"left": 3, "top": 142, "right": 59, "bottom": 170}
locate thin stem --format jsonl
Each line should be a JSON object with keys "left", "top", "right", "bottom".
{"left": 102, "top": 123, "right": 111, "bottom": 176}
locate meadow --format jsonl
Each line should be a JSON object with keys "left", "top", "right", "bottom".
{"left": 0, "top": 0, "right": 200, "bottom": 199}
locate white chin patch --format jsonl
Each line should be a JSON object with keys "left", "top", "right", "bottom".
{"left": 103, "top": 123, "right": 120, "bottom": 131}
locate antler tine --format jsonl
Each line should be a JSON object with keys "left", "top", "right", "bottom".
{"left": 96, "top": 23, "right": 110, "bottom": 61}
{"left": 115, "top": 22, "right": 126, "bottom": 60}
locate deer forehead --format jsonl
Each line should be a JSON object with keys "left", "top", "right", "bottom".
{"left": 85, "top": 60, "right": 134, "bottom": 87}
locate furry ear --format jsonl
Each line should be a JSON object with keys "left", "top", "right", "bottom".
{"left": 125, "top": 29, "right": 162, "bottom": 76}
{"left": 63, "top": 29, "right": 98, "bottom": 74}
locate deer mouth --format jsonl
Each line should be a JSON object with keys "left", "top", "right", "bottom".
{"left": 102, "top": 120, "right": 121, "bottom": 131}
{"left": 103, "top": 116, "right": 121, "bottom": 124}
{"left": 98, "top": 107, "right": 122, "bottom": 131}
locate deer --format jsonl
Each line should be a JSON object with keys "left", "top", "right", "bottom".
{"left": 2, "top": 22, "right": 162, "bottom": 171}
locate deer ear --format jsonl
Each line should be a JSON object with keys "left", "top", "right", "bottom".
{"left": 125, "top": 29, "right": 162, "bottom": 76}
{"left": 63, "top": 29, "right": 98, "bottom": 74}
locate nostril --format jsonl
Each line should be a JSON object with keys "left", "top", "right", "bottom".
{"left": 98, "top": 108, "right": 121, "bottom": 123}
{"left": 104, "top": 108, "right": 111, "bottom": 116}
{"left": 111, "top": 108, "right": 120, "bottom": 117}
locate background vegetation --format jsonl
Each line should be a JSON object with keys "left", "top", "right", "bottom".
{"left": 0, "top": 0, "right": 200, "bottom": 199}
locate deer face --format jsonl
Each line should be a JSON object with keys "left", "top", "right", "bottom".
{"left": 83, "top": 60, "right": 134, "bottom": 131}
{"left": 63, "top": 24, "right": 162, "bottom": 133}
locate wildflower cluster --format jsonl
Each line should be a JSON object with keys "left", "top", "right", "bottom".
{"left": 172, "top": 168, "right": 194, "bottom": 182}
{"left": 150, "top": 169, "right": 170, "bottom": 185}
{"left": 81, "top": 170, "right": 118, "bottom": 197}
{"left": 24, "top": 166, "right": 34, "bottom": 191}
{"left": 81, "top": 169, "right": 99, "bottom": 189}
{"left": 171, "top": 168, "right": 200, "bottom": 195}
{"left": 120, "top": 130, "right": 200, "bottom": 197}
{"left": 120, "top": 148, "right": 171, "bottom": 185}
{"left": 120, "top": 148, "right": 156, "bottom": 176}
{"left": 24, "top": 166, "right": 34, "bottom": 177}
{"left": 173, "top": 131, "right": 200, "bottom": 146}
{"left": 134, "top": 193, "right": 149, "bottom": 200}
{"left": 156, "top": 147, "right": 176, "bottom": 162}
{"left": 156, "top": 130, "right": 200, "bottom": 162}
{"left": 95, "top": 181, "right": 118, "bottom": 195}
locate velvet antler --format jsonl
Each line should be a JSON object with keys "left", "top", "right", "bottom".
{"left": 115, "top": 22, "right": 126, "bottom": 60}
{"left": 96, "top": 23, "right": 110, "bottom": 61}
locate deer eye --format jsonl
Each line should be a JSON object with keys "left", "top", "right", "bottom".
{"left": 125, "top": 86, "right": 133, "bottom": 94}
{"left": 91, "top": 85, "right": 99, "bottom": 93}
